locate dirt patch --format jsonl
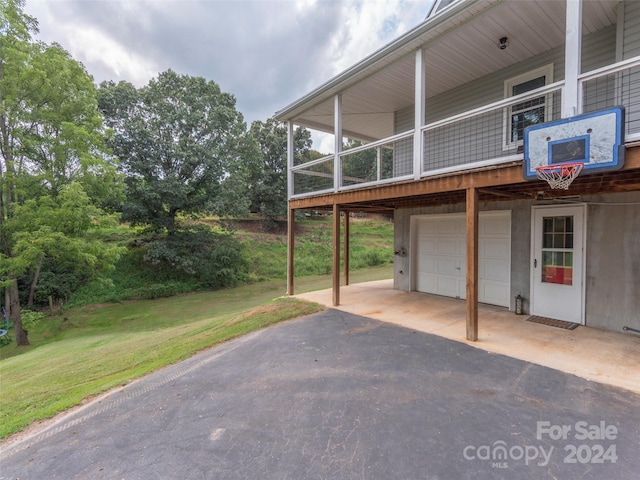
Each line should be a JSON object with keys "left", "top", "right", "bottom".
{"left": 234, "top": 303, "right": 281, "bottom": 321}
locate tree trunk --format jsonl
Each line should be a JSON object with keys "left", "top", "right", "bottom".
{"left": 0, "top": 154, "right": 4, "bottom": 226}
{"left": 167, "top": 209, "right": 177, "bottom": 236}
{"left": 27, "top": 259, "right": 42, "bottom": 307}
{"left": 9, "top": 278, "right": 29, "bottom": 346}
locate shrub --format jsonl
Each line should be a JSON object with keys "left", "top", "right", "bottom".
{"left": 144, "top": 227, "right": 248, "bottom": 289}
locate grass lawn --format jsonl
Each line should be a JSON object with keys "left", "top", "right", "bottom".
{"left": 0, "top": 265, "right": 392, "bottom": 440}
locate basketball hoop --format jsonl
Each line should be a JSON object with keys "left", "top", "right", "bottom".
{"left": 535, "top": 162, "right": 584, "bottom": 190}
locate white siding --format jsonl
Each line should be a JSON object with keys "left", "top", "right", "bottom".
{"left": 622, "top": 0, "right": 640, "bottom": 59}
{"left": 394, "top": 107, "right": 414, "bottom": 134}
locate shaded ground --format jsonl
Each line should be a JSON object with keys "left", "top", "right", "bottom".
{"left": 1, "top": 310, "right": 638, "bottom": 479}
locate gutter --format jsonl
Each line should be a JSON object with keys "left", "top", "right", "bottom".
{"left": 274, "top": 0, "right": 483, "bottom": 121}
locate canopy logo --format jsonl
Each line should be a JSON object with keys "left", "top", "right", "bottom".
{"left": 462, "top": 420, "right": 618, "bottom": 469}
{"left": 463, "top": 441, "right": 553, "bottom": 468}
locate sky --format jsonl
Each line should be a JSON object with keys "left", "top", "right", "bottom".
{"left": 24, "top": 0, "right": 433, "bottom": 152}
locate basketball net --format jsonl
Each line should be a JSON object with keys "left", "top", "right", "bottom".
{"left": 535, "top": 162, "right": 584, "bottom": 190}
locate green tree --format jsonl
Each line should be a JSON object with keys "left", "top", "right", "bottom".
{"left": 1, "top": 0, "right": 122, "bottom": 345}
{"left": 6, "top": 183, "right": 123, "bottom": 305}
{"left": 99, "top": 71, "right": 260, "bottom": 236}
{"left": 248, "top": 118, "right": 311, "bottom": 229}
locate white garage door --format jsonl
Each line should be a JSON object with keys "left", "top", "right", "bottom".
{"left": 412, "top": 212, "right": 511, "bottom": 307}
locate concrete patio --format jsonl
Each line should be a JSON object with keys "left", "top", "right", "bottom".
{"left": 296, "top": 279, "right": 640, "bottom": 394}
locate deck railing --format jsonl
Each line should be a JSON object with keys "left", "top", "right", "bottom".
{"left": 289, "top": 56, "right": 640, "bottom": 199}
{"left": 290, "top": 154, "right": 335, "bottom": 197}
{"left": 339, "top": 131, "right": 414, "bottom": 190}
{"left": 580, "top": 56, "right": 640, "bottom": 142}
{"left": 421, "top": 83, "right": 563, "bottom": 176}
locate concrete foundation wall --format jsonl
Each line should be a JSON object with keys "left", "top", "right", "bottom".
{"left": 393, "top": 191, "right": 640, "bottom": 330}
{"left": 584, "top": 191, "right": 640, "bottom": 332}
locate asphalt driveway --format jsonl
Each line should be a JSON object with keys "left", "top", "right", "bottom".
{"left": 1, "top": 309, "right": 638, "bottom": 479}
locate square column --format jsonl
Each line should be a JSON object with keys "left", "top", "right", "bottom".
{"left": 563, "top": 0, "right": 582, "bottom": 118}
{"left": 414, "top": 48, "right": 425, "bottom": 179}
{"left": 466, "top": 187, "right": 479, "bottom": 341}
{"left": 332, "top": 203, "right": 341, "bottom": 306}
{"left": 334, "top": 94, "right": 343, "bottom": 192}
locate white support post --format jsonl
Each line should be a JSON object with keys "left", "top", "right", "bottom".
{"left": 615, "top": 1, "right": 624, "bottom": 62}
{"left": 563, "top": 0, "right": 582, "bottom": 118}
{"left": 376, "top": 146, "right": 382, "bottom": 181}
{"left": 334, "top": 94, "right": 343, "bottom": 192}
{"left": 287, "top": 121, "right": 294, "bottom": 199}
{"left": 414, "top": 48, "right": 425, "bottom": 179}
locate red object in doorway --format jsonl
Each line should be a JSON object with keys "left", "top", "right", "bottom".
{"left": 542, "top": 266, "right": 573, "bottom": 285}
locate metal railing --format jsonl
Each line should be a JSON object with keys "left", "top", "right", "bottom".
{"left": 580, "top": 56, "right": 640, "bottom": 141}
{"left": 290, "top": 154, "right": 335, "bottom": 197}
{"left": 339, "top": 131, "right": 414, "bottom": 190}
{"left": 288, "top": 56, "right": 640, "bottom": 199}
{"left": 421, "top": 82, "right": 563, "bottom": 176}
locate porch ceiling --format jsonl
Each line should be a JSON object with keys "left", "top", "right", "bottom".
{"left": 285, "top": 0, "right": 618, "bottom": 143}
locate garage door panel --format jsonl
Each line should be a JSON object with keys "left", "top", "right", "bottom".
{"left": 418, "top": 255, "right": 437, "bottom": 273}
{"left": 480, "top": 259, "right": 510, "bottom": 282}
{"left": 435, "top": 276, "right": 461, "bottom": 297}
{"left": 436, "top": 257, "right": 462, "bottom": 276}
{"left": 416, "top": 273, "right": 465, "bottom": 298}
{"left": 437, "top": 238, "right": 463, "bottom": 256}
{"left": 416, "top": 273, "right": 437, "bottom": 293}
{"left": 480, "top": 281, "right": 510, "bottom": 306}
{"left": 413, "top": 212, "right": 511, "bottom": 308}
{"left": 437, "top": 218, "right": 464, "bottom": 234}
{"left": 458, "top": 278, "right": 467, "bottom": 300}
{"left": 481, "top": 215, "right": 511, "bottom": 236}
{"left": 480, "top": 238, "right": 510, "bottom": 258}
{"left": 418, "top": 238, "right": 438, "bottom": 255}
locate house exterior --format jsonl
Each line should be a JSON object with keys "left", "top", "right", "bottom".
{"left": 276, "top": 0, "right": 640, "bottom": 340}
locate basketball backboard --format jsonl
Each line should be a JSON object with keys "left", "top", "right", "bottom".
{"left": 523, "top": 107, "right": 625, "bottom": 181}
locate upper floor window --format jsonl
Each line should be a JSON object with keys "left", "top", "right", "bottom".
{"left": 504, "top": 65, "right": 554, "bottom": 147}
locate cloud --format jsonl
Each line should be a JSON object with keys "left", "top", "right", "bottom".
{"left": 24, "top": 0, "right": 430, "bottom": 145}
{"left": 329, "top": 0, "right": 425, "bottom": 73}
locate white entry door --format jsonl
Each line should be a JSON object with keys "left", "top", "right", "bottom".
{"left": 412, "top": 212, "right": 511, "bottom": 307}
{"left": 531, "top": 205, "right": 586, "bottom": 324}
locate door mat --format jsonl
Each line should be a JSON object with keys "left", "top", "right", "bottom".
{"left": 526, "top": 316, "right": 579, "bottom": 330}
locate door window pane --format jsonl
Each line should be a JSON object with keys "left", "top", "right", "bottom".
{"left": 541, "top": 215, "right": 573, "bottom": 285}
{"left": 565, "top": 233, "right": 573, "bottom": 249}
{"left": 565, "top": 252, "right": 573, "bottom": 267}
{"left": 553, "top": 233, "right": 564, "bottom": 248}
